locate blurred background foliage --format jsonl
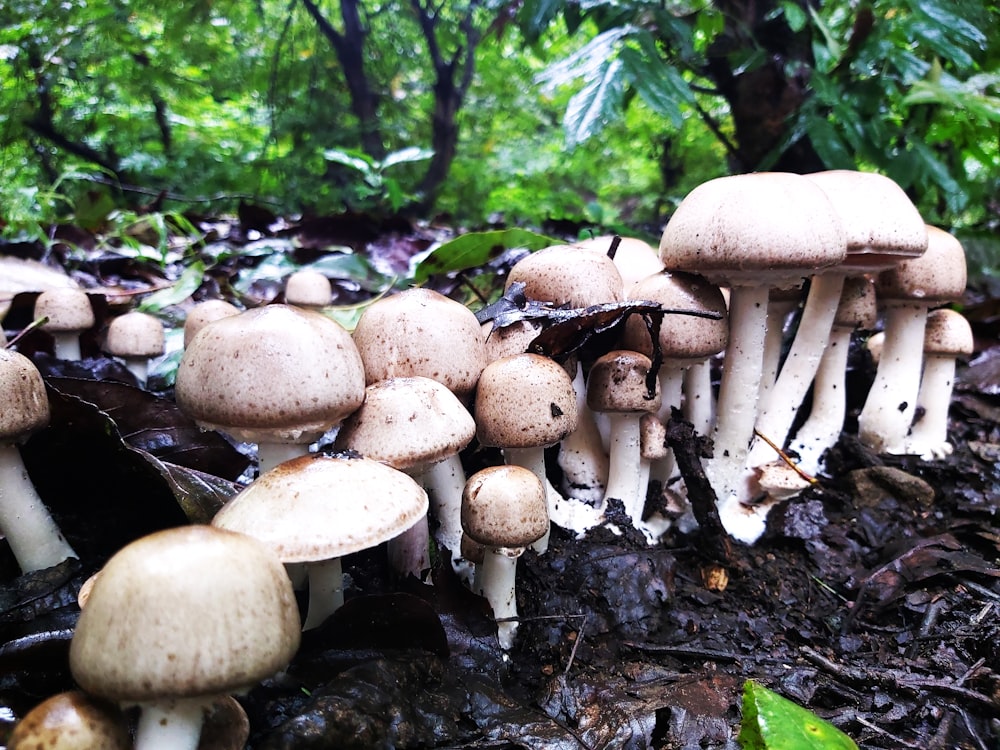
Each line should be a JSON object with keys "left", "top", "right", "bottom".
{"left": 1, "top": 0, "right": 997, "bottom": 272}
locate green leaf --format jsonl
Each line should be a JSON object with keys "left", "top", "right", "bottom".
{"left": 738, "top": 681, "right": 858, "bottom": 750}
{"left": 803, "top": 115, "right": 854, "bottom": 169}
{"left": 323, "top": 148, "right": 375, "bottom": 175}
{"left": 137, "top": 261, "right": 206, "bottom": 313}
{"left": 381, "top": 146, "right": 434, "bottom": 170}
{"left": 411, "top": 229, "right": 559, "bottom": 284}
{"left": 564, "top": 56, "right": 625, "bottom": 146}
{"left": 780, "top": 0, "right": 808, "bottom": 32}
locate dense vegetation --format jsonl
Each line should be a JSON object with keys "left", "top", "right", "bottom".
{"left": 2, "top": 0, "right": 998, "bottom": 269}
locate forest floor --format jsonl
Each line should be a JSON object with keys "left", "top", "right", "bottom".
{"left": 1, "top": 211, "right": 999, "bottom": 749}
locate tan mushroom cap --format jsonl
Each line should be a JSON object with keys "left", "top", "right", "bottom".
{"left": 462, "top": 465, "right": 549, "bottom": 548}
{"left": 0, "top": 349, "right": 49, "bottom": 441}
{"left": 334, "top": 376, "right": 475, "bottom": 470}
{"left": 8, "top": 691, "right": 130, "bottom": 750}
{"left": 587, "top": 350, "right": 662, "bottom": 414}
{"left": 176, "top": 304, "right": 365, "bottom": 444}
{"left": 505, "top": 243, "right": 625, "bottom": 307}
{"left": 352, "top": 288, "right": 487, "bottom": 401}
{"left": 69, "top": 525, "right": 301, "bottom": 704}
{"left": 659, "top": 172, "right": 847, "bottom": 287}
{"left": 104, "top": 312, "right": 165, "bottom": 358}
{"left": 212, "top": 453, "right": 429, "bottom": 563}
{"left": 805, "top": 170, "right": 928, "bottom": 272}
{"left": 34, "top": 288, "right": 94, "bottom": 332}
{"left": 285, "top": 269, "right": 332, "bottom": 308}
{"left": 573, "top": 235, "right": 664, "bottom": 289}
{"left": 923, "top": 308, "right": 973, "bottom": 357}
{"left": 482, "top": 318, "right": 544, "bottom": 362}
{"left": 833, "top": 276, "right": 878, "bottom": 330}
{"left": 183, "top": 300, "right": 240, "bottom": 347}
{"left": 622, "top": 271, "right": 728, "bottom": 362}
{"left": 876, "top": 226, "right": 967, "bottom": 303}
{"left": 474, "top": 353, "right": 579, "bottom": 449}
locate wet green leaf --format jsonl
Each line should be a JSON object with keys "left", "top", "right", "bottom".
{"left": 738, "top": 681, "right": 858, "bottom": 750}
{"left": 411, "top": 229, "right": 557, "bottom": 283}
{"left": 137, "top": 260, "right": 206, "bottom": 312}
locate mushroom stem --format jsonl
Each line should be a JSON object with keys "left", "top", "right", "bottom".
{"left": 422, "top": 454, "right": 467, "bottom": 561}
{"left": 503, "top": 446, "right": 551, "bottom": 553}
{"left": 387, "top": 512, "right": 432, "bottom": 581}
{"left": 601, "top": 413, "right": 644, "bottom": 523}
{"left": 648, "top": 366, "right": 683, "bottom": 485}
{"left": 51, "top": 332, "right": 82, "bottom": 361}
{"left": 301, "top": 556, "right": 344, "bottom": 630}
{"left": 0, "top": 443, "right": 77, "bottom": 572}
{"left": 477, "top": 546, "right": 523, "bottom": 650}
{"left": 256, "top": 442, "right": 309, "bottom": 476}
{"left": 134, "top": 697, "right": 209, "bottom": 750}
{"left": 858, "top": 303, "right": 928, "bottom": 453}
{"left": 683, "top": 359, "right": 714, "bottom": 436}
{"left": 906, "top": 354, "right": 957, "bottom": 458}
{"left": 123, "top": 357, "right": 150, "bottom": 387}
{"left": 557, "top": 363, "right": 609, "bottom": 504}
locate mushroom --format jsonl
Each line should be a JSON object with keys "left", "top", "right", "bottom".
{"left": 69, "top": 525, "right": 300, "bottom": 750}
{"left": 212, "top": 453, "right": 429, "bottom": 629}
{"left": 352, "top": 287, "right": 487, "bottom": 404}
{"left": 8, "top": 691, "right": 130, "bottom": 750}
{"left": 284, "top": 269, "right": 332, "bottom": 309}
{"left": 33, "top": 288, "right": 95, "bottom": 360}
{"left": 573, "top": 234, "right": 664, "bottom": 289}
{"left": 787, "top": 276, "right": 878, "bottom": 476}
{"left": 904, "top": 308, "right": 973, "bottom": 459}
{"left": 334, "top": 376, "right": 476, "bottom": 580}
{"left": 859, "top": 226, "right": 967, "bottom": 453}
{"left": 659, "top": 172, "right": 846, "bottom": 539}
{"left": 586, "top": 349, "right": 662, "bottom": 527}
{"left": 103, "top": 311, "right": 165, "bottom": 387}
{"left": 759, "top": 285, "right": 803, "bottom": 403}
{"left": 182, "top": 300, "right": 240, "bottom": 348}
{"left": 462, "top": 465, "right": 549, "bottom": 649}
{"left": 0, "top": 348, "right": 77, "bottom": 572}
{"left": 176, "top": 304, "right": 365, "bottom": 474}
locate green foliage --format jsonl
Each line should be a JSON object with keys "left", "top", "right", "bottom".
{"left": 738, "top": 681, "right": 859, "bottom": 750}
{"left": 323, "top": 147, "right": 435, "bottom": 213}
{"left": 411, "top": 228, "right": 558, "bottom": 283}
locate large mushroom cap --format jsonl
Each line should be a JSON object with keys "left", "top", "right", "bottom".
{"left": 659, "top": 172, "right": 847, "bottom": 287}
{"left": 69, "top": 525, "right": 300, "bottom": 703}
{"left": 876, "top": 226, "right": 967, "bottom": 303}
{"left": 805, "top": 170, "right": 928, "bottom": 272}
{"left": 104, "top": 311, "right": 165, "bottom": 358}
{"left": 0, "top": 349, "right": 50, "bottom": 441}
{"left": 175, "top": 304, "right": 365, "bottom": 444}
{"left": 34, "top": 288, "right": 94, "bottom": 332}
{"left": 212, "top": 453, "right": 429, "bottom": 563}
{"left": 462, "top": 465, "right": 549, "bottom": 548}
{"left": 505, "top": 243, "right": 625, "bottom": 307}
{"left": 335, "top": 376, "right": 475, "bottom": 470}
{"left": 474, "top": 353, "right": 579, "bottom": 449}
{"left": 352, "top": 288, "right": 487, "bottom": 401}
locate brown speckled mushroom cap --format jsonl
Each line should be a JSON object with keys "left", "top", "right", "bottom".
{"left": 212, "top": 453, "right": 429, "bottom": 562}
{"left": 923, "top": 308, "right": 973, "bottom": 357}
{"left": 658, "top": 172, "right": 847, "bottom": 288}
{"left": 352, "top": 288, "right": 487, "bottom": 402}
{"left": 474, "top": 353, "right": 579, "bottom": 449}
{"left": 8, "top": 691, "right": 130, "bottom": 750}
{"left": 284, "top": 269, "right": 332, "bottom": 308}
{"left": 69, "top": 525, "right": 301, "bottom": 704}
{"left": 505, "top": 243, "right": 625, "bottom": 307}
{"left": 805, "top": 170, "right": 928, "bottom": 272}
{"left": 175, "top": 304, "right": 365, "bottom": 444}
{"left": 0, "top": 349, "right": 49, "bottom": 442}
{"left": 876, "top": 226, "right": 967, "bottom": 303}
{"left": 833, "top": 276, "right": 878, "bottom": 330}
{"left": 462, "top": 465, "right": 549, "bottom": 548}
{"left": 573, "top": 235, "right": 664, "bottom": 289}
{"left": 104, "top": 311, "right": 165, "bottom": 358}
{"left": 622, "top": 271, "right": 728, "bottom": 363}
{"left": 34, "top": 288, "right": 94, "bottom": 332}
{"left": 334, "top": 376, "right": 475, "bottom": 471}
{"left": 183, "top": 300, "right": 240, "bottom": 347}
{"left": 587, "top": 350, "right": 662, "bottom": 414}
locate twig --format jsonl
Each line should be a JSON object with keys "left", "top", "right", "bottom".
{"left": 752, "top": 427, "right": 818, "bottom": 484}
{"left": 4, "top": 316, "right": 48, "bottom": 349}
{"left": 623, "top": 642, "right": 745, "bottom": 663}
{"left": 564, "top": 614, "right": 586, "bottom": 677}
{"left": 853, "top": 713, "right": 921, "bottom": 748}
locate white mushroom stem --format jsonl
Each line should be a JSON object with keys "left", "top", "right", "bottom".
{"left": 503, "top": 446, "right": 551, "bottom": 553}
{"left": 905, "top": 353, "right": 957, "bottom": 459}
{"left": 557, "top": 363, "right": 609, "bottom": 504}
{"left": 648, "top": 365, "right": 683, "bottom": 485}
{"left": 683, "top": 359, "right": 714, "bottom": 436}
{"left": 601, "top": 413, "right": 644, "bottom": 523}
{"left": 387, "top": 512, "right": 432, "bottom": 581}
{"left": 134, "top": 697, "right": 210, "bottom": 750}
{"left": 123, "top": 357, "right": 150, "bottom": 387}
{"left": 50, "top": 332, "right": 82, "bottom": 361}
{"left": 0, "top": 443, "right": 77, "bottom": 572}
{"left": 759, "top": 295, "right": 799, "bottom": 402}
{"left": 422, "top": 454, "right": 467, "bottom": 559}
{"left": 786, "top": 324, "right": 852, "bottom": 476}
{"left": 477, "top": 546, "right": 524, "bottom": 650}
{"left": 858, "top": 302, "right": 928, "bottom": 453}
{"left": 749, "top": 273, "right": 845, "bottom": 467}
{"left": 256, "top": 442, "right": 309, "bottom": 476}
{"left": 302, "top": 556, "right": 344, "bottom": 630}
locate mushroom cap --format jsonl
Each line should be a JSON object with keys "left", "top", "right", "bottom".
{"left": 622, "top": 271, "right": 728, "bottom": 361}
{"left": 482, "top": 318, "right": 545, "bottom": 362}
{"left": 285, "top": 270, "right": 332, "bottom": 308}
{"left": 69, "top": 525, "right": 301, "bottom": 703}
{"left": 462, "top": 465, "right": 549, "bottom": 548}
{"left": 176, "top": 304, "right": 365, "bottom": 444}
{"left": 573, "top": 235, "right": 664, "bottom": 289}
{"left": 352, "top": 288, "right": 487, "bottom": 401}
{"left": 183, "top": 300, "right": 240, "bottom": 347}
{"left": 8, "top": 691, "right": 130, "bottom": 750}
{"left": 658, "top": 172, "right": 847, "bottom": 287}
{"left": 587, "top": 350, "right": 662, "bottom": 414}
{"left": 876, "top": 225, "right": 967, "bottom": 303}
{"left": 833, "top": 276, "right": 878, "bottom": 330}
{"left": 334, "top": 376, "right": 475, "bottom": 470}
{"left": 805, "top": 170, "right": 928, "bottom": 272}
{"left": 104, "top": 311, "right": 165, "bottom": 358}
{"left": 923, "top": 308, "right": 973, "bottom": 357}
{"left": 0, "top": 349, "right": 50, "bottom": 442}
{"left": 504, "top": 243, "right": 625, "bottom": 307}
{"left": 211, "top": 453, "right": 429, "bottom": 563}
{"left": 34, "top": 288, "right": 94, "bottom": 332}
{"left": 474, "top": 353, "right": 579, "bottom": 449}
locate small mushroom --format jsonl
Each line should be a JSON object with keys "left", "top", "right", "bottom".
{"left": 8, "top": 690, "right": 130, "bottom": 750}
{"left": 182, "top": 300, "right": 240, "bottom": 348}
{"left": 284, "top": 269, "right": 332, "bottom": 309}
{"left": 34, "top": 288, "right": 95, "bottom": 360}
{"left": 103, "top": 311, "right": 165, "bottom": 387}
